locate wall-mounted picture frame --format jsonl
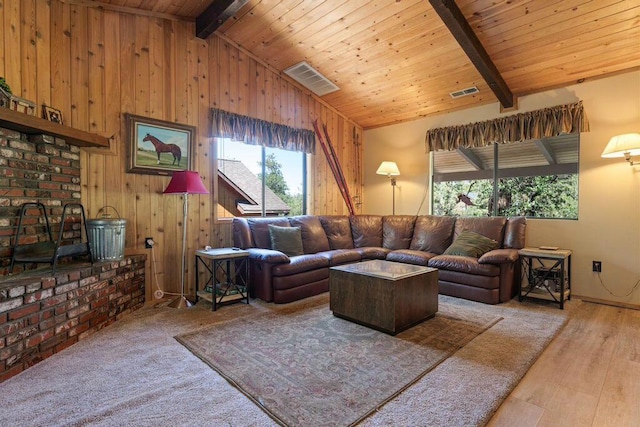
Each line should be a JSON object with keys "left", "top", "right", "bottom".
{"left": 43, "top": 106, "right": 63, "bottom": 124}
{"left": 126, "top": 114, "right": 195, "bottom": 176}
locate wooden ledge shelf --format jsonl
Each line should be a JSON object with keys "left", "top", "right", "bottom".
{"left": 0, "top": 108, "right": 110, "bottom": 148}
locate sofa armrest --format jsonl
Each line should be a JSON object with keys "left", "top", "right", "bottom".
{"left": 247, "top": 248, "right": 290, "bottom": 264}
{"left": 478, "top": 248, "right": 519, "bottom": 264}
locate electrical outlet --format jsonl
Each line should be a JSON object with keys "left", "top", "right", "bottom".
{"left": 145, "top": 237, "right": 155, "bottom": 249}
{"left": 592, "top": 261, "right": 602, "bottom": 273}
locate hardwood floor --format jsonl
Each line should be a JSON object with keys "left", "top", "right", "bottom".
{"left": 488, "top": 300, "right": 640, "bottom": 426}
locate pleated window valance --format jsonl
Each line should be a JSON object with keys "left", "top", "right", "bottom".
{"left": 425, "top": 101, "right": 589, "bottom": 152}
{"left": 210, "top": 108, "right": 315, "bottom": 154}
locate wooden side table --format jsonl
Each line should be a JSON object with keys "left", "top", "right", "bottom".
{"left": 195, "top": 248, "right": 250, "bottom": 311}
{"left": 518, "top": 247, "right": 572, "bottom": 309}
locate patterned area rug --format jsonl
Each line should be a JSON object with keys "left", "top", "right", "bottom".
{"left": 176, "top": 301, "right": 501, "bottom": 427}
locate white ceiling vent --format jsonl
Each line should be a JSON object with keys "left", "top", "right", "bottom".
{"left": 449, "top": 86, "right": 479, "bottom": 99}
{"left": 284, "top": 61, "right": 339, "bottom": 96}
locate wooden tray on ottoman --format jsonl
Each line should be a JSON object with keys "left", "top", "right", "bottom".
{"left": 330, "top": 260, "right": 438, "bottom": 335}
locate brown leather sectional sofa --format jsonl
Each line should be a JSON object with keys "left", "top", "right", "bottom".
{"left": 232, "top": 215, "right": 526, "bottom": 305}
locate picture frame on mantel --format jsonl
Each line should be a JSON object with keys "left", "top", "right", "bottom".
{"left": 126, "top": 113, "right": 195, "bottom": 176}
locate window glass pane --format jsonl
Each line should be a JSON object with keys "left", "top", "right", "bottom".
{"left": 216, "top": 138, "right": 305, "bottom": 218}
{"left": 432, "top": 179, "right": 492, "bottom": 216}
{"left": 497, "top": 175, "right": 578, "bottom": 218}
{"left": 264, "top": 147, "right": 305, "bottom": 216}
{"left": 432, "top": 134, "right": 579, "bottom": 219}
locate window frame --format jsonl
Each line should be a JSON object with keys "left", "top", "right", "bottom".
{"left": 213, "top": 137, "right": 308, "bottom": 223}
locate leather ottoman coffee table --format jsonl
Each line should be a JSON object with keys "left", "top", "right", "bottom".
{"left": 330, "top": 260, "right": 438, "bottom": 335}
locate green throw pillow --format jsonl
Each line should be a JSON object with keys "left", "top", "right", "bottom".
{"left": 443, "top": 230, "right": 498, "bottom": 257}
{"left": 269, "top": 225, "right": 304, "bottom": 256}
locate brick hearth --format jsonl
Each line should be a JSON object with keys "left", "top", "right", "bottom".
{"left": 0, "top": 255, "right": 146, "bottom": 382}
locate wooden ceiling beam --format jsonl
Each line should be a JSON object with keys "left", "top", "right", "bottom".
{"left": 429, "top": 0, "right": 514, "bottom": 108}
{"left": 196, "top": 0, "right": 249, "bottom": 40}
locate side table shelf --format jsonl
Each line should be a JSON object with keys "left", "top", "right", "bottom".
{"left": 519, "top": 247, "right": 572, "bottom": 309}
{"left": 195, "top": 248, "right": 250, "bottom": 311}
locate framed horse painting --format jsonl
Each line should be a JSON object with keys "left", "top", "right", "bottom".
{"left": 126, "top": 114, "right": 196, "bottom": 175}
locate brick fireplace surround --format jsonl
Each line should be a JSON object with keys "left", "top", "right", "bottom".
{"left": 0, "top": 125, "right": 146, "bottom": 382}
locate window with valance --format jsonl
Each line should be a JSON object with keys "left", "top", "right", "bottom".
{"left": 210, "top": 109, "right": 312, "bottom": 219}
{"left": 428, "top": 102, "right": 589, "bottom": 219}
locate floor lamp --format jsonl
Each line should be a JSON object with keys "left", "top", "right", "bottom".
{"left": 163, "top": 170, "right": 209, "bottom": 309}
{"left": 376, "top": 161, "right": 400, "bottom": 214}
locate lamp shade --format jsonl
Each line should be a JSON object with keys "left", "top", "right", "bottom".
{"left": 376, "top": 161, "right": 400, "bottom": 176}
{"left": 601, "top": 133, "right": 640, "bottom": 158}
{"left": 163, "top": 171, "right": 209, "bottom": 195}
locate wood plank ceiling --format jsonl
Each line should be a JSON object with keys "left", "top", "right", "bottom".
{"left": 95, "top": 0, "right": 640, "bottom": 129}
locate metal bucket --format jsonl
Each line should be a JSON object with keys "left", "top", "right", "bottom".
{"left": 87, "top": 206, "right": 126, "bottom": 262}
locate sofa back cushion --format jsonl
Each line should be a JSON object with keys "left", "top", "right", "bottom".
{"left": 454, "top": 217, "right": 507, "bottom": 247}
{"left": 383, "top": 216, "right": 416, "bottom": 250}
{"left": 410, "top": 215, "right": 456, "bottom": 254}
{"left": 289, "top": 215, "right": 331, "bottom": 254}
{"left": 350, "top": 215, "right": 383, "bottom": 248}
{"left": 247, "top": 217, "right": 291, "bottom": 249}
{"left": 318, "top": 216, "right": 354, "bottom": 249}
{"left": 503, "top": 216, "right": 527, "bottom": 249}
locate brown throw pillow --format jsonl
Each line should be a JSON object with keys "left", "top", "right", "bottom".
{"left": 269, "top": 225, "right": 304, "bottom": 256}
{"left": 443, "top": 230, "right": 498, "bottom": 258}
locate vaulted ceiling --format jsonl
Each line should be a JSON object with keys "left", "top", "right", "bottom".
{"left": 95, "top": 0, "right": 640, "bottom": 129}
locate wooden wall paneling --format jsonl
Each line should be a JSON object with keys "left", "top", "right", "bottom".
{"left": 237, "top": 50, "right": 250, "bottom": 116}
{"left": 3, "top": 0, "right": 21, "bottom": 95}
{"left": 149, "top": 19, "right": 165, "bottom": 119}
{"left": 271, "top": 72, "right": 281, "bottom": 124}
{"left": 35, "top": 0, "right": 51, "bottom": 110}
{"left": 255, "top": 62, "right": 266, "bottom": 120}
{"left": 50, "top": 1, "right": 72, "bottom": 129}
{"left": 119, "top": 12, "right": 139, "bottom": 275}
{"left": 247, "top": 56, "right": 257, "bottom": 118}
{"left": 279, "top": 78, "right": 288, "bottom": 127}
{"left": 132, "top": 13, "right": 152, "bottom": 264}
{"left": 146, "top": 16, "right": 168, "bottom": 300}
{"left": 162, "top": 20, "right": 176, "bottom": 121}
{"left": 263, "top": 62, "right": 273, "bottom": 122}
{"left": 185, "top": 31, "right": 202, "bottom": 295}
{"left": 86, "top": 7, "right": 106, "bottom": 214}
{"left": 316, "top": 105, "right": 327, "bottom": 214}
{"left": 0, "top": 1, "right": 4, "bottom": 75}
{"left": 228, "top": 43, "right": 238, "bottom": 113}
{"left": 19, "top": 0, "right": 36, "bottom": 102}
{"left": 218, "top": 40, "right": 231, "bottom": 111}
{"left": 70, "top": 5, "right": 89, "bottom": 130}
{"left": 70, "top": 5, "right": 91, "bottom": 217}
{"left": 101, "top": 10, "right": 126, "bottom": 251}
{"left": 339, "top": 116, "right": 349, "bottom": 215}
{"left": 195, "top": 36, "right": 211, "bottom": 294}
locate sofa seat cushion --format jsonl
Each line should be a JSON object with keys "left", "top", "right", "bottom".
{"left": 438, "top": 270, "right": 500, "bottom": 290}
{"left": 356, "top": 247, "right": 391, "bottom": 260}
{"left": 273, "top": 269, "right": 329, "bottom": 291}
{"left": 386, "top": 249, "right": 435, "bottom": 266}
{"left": 319, "top": 216, "right": 355, "bottom": 249}
{"left": 272, "top": 254, "right": 329, "bottom": 276}
{"left": 428, "top": 255, "right": 500, "bottom": 277}
{"left": 316, "top": 249, "right": 361, "bottom": 266}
